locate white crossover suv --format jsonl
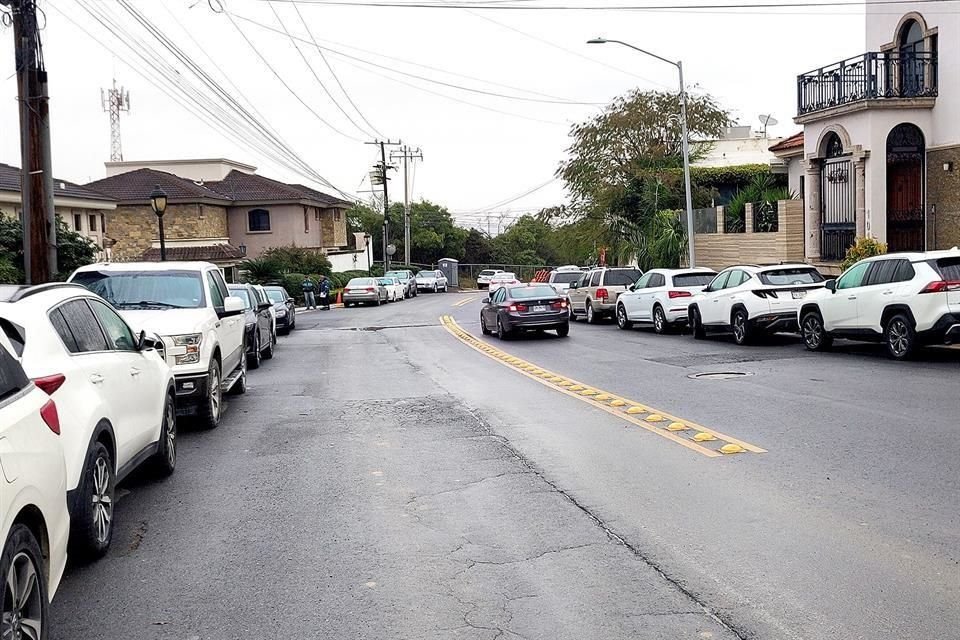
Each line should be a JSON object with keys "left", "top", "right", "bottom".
{"left": 1, "top": 283, "right": 176, "bottom": 559}
{"left": 616, "top": 268, "right": 717, "bottom": 333}
{"left": 687, "top": 264, "right": 826, "bottom": 344}
{"left": 0, "top": 328, "right": 70, "bottom": 640}
{"left": 416, "top": 269, "right": 448, "bottom": 293}
{"left": 476, "top": 269, "right": 503, "bottom": 289}
{"left": 70, "top": 262, "right": 246, "bottom": 429}
{"left": 798, "top": 249, "right": 960, "bottom": 359}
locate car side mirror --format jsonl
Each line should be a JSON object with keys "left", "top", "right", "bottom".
{"left": 825, "top": 279, "right": 837, "bottom": 293}
{"left": 482, "top": 297, "right": 490, "bottom": 304}
{"left": 137, "top": 330, "right": 162, "bottom": 352}
{"left": 257, "top": 301, "right": 272, "bottom": 311}
{"left": 569, "top": 283, "right": 578, "bottom": 290}
{"left": 220, "top": 295, "right": 245, "bottom": 318}
{"left": 628, "top": 284, "right": 636, "bottom": 292}
{"left": 702, "top": 286, "right": 710, "bottom": 293}
{"left": 286, "top": 297, "right": 294, "bottom": 304}
{"left": 136, "top": 329, "right": 147, "bottom": 351}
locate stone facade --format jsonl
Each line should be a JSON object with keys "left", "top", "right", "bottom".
{"left": 107, "top": 203, "right": 229, "bottom": 260}
{"left": 928, "top": 145, "right": 960, "bottom": 249}
{"left": 693, "top": 200, "right": 805, "bottom": 271}
{"left": 319, "top": 208, "right": 348, "bottom": 248}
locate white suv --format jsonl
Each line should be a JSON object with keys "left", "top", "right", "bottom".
{"left": 616, "top": 268, "right": 716, "bottom": 333}
{"left": 0, "top": 330, "right": 69, "bottom": 639}
{"left": 1, "top": 283, "right": 176, "bottom": 559}
{"left": 798, "top": 249, "right": 960, "bottom": 359}
{"left": 70, "top": 262, "right": 246, "bottom": 429}
{"left": 687, "top": 264, "right": 826, "bottom": 344}
{"left": 476, "top": 269, "right": 503, "bottom": 289}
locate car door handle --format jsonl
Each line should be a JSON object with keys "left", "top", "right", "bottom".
{"left": 90, "top": 374, "right": 104, "bottom": 384}
{"left": 215, "top": 321, "right": 221, "bottom": 328}
{"left": 847, "top": 296, "right": 857, "bottom": 301}
{"left": 129, "top": 367, "right": 141, "bottom": 377}
{"left": 882, "top": 290, "right": 894, "bottom": 295}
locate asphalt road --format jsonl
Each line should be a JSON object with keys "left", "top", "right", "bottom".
{"left": 50, "top": 290, "right": 959, "bottom": 640}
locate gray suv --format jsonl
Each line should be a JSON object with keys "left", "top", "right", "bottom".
{"left": 567, "top": 267, "right": 643, "bottom": 324}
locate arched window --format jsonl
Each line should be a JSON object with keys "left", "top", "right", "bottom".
{"left": 899, "top": 19, "right": 924, "bottom": 55}
{"left": 824, "top": 132, "right": 844, "bottom": 158}
{"left": 247, "top": 208, "right": 271, "bottom": 232}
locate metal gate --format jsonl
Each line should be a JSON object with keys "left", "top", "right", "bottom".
{"left": 886, "top": 123, "right": 925, "bottom": 252}
{"left": 821, "top": 157, "right": 856, "bottom": 261}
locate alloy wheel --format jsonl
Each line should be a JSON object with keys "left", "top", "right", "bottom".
{"left": 209, "top": 364, "right": 222, "bottom": 421}
{"left": 888, "top": 318, "right": 911, "bottom": 357}
{"left": 803, "top": 315, "right": 824, "bottom": 350}
{"left": 92, "top": 455, "right": 113, "bottom": 545}
{"left": 164, "top": 398, "right": 177, "bottom": 469}
{"left": 732, "top": 312, "right": 746, "bottom": 344}
{"left": 654, "top": 307, "right": 665, "bottom": 333}
{"left": 3, "top": 551, "right": 43, "bottom": 640}
{"left": 586, "top": 304, "right": 595, "bottom": 324}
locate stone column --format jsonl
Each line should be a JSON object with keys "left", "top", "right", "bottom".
{"left": 805, "top": 160, "right": 822, "bottom": 261}
{"left": 854, "top": 156, "right": 867, "bottom": 239}
{"left": 716, "top": 206, "right": 725, "bottom": 234}
{"left": 745, "top": 203, "right": 755, "bottom": 234}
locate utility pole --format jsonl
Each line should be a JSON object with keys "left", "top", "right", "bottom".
{"left": 365, "top": 139, "right": 400, "bottom": 272}
{"left": 102, "top": 79, "right": 130, "bottom": 162}
{"left": 390, "top": 145, "right": 423, "bottom": 267}
{"left": 5, "top": 0, "right": 57, "bottom": 283}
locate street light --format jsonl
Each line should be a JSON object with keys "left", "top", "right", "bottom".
{"left": 149, "top": 184, "right": 168, "bottom": 261}
{"left": 587, "top": 37, "right": 697, "bottom": 268}
{"left": 364, "top": 233, "right": 372, "bottom": 273}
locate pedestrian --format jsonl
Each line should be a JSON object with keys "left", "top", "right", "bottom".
{"left": 301, "top": 276, "right": 317, "bottom": 310}
{"left": 318, "top": 275, "right": 331, "bottom": 310}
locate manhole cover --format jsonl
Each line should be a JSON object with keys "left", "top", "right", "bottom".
{"left": 687, "top": 371, "right": 755, "bottom": 380}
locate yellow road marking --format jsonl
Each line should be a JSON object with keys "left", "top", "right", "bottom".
{"left": 452, "top": 296, "right": 477, "bottom": 308}
{"left": 439, "top": 315, "right": 766, "bottom": 458}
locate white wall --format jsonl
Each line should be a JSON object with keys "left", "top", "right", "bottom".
{"left": 327, "top": 245, "right": 374, "bottom": 273}
{"left": 104, "top": 159, "right": 257, "bottom": 181}
{"left": 694, "top": 136, "right": 783, "bottom": 168}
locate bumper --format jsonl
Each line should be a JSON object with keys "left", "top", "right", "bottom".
{"left": 173, "top": 372, "right": 208, "bottom": 414}
{"left": 918, "top": 313, "right": 960, "bottom": 344}
{"left": 276, "top": 313, "right": 291, "bottom": 328}
{"left": 752, "top": 311, "right": 798, "bottom": 333}
{"left": 344, "top": 293, "right": 378, "bottom": 303}
{"left": 504, "top": 311, "right": 568, "bottom": 330}
{"left": 417, "top": 281, "right": 438, "bottom": 290}
{"left": 593, "top": 301, "right": 618, "bottom": 316}
{"left": 664, "top": 306, "right": 690, "bottom": 324}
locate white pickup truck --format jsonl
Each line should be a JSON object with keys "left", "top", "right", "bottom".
{"left": 70, "top": 261, "right": 246, "bottom": 429}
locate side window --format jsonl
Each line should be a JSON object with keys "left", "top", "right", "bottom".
{"left": 650, "top": 274, "right": 666, "bottom": 288}
{"left": 576, "top": 273, "right": 589, "bottom": 288}
{"left": 893, "top": 260, "right": 915, "bottom": 283}
{"left": 707, "top": 271, "right": 731, "bottom": 292}
{"left": 0, "top": 340, "right": 29, "bottom": 402}
{"left": 726, "top": 271, "right": 745, "bottom": 288}
{"left": 837, "top": 261, "right": 871, "bottom": 290}
{"left": 207, "top": 272, "right": 226, "bottom": 309}
{"left": 590, "top": 271, "right": 601, "bottom": 287}
{"left": 864, "top": 260, "right": 899, "bottom": 286}
{"left": 56, "top": 300, "right": 110, "bottom": 353}
{"left": 89, "top": 300, "right": 137, "bottom": 351}
{"left": 48, "top": 308, "right": 79, "bottom": 353}
{"left": 633, "top": 273, "right": 652, "bottom": 289}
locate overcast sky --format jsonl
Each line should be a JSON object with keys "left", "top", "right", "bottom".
{"left": 0, "top": 0, "right": 882, "bottom": 228}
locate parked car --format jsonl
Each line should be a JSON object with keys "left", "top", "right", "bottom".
{"left": 488, "top": 272, "right": 520, "bottom": 293}
{"left": 616, "top": 268, "right": 717, "bottom": 333}
{"left": 567, "top": 267, "right": 644, "bottom": 324}
{"left": 264, "top": 286, "right": 296, "bottom": 333}
{"left": 480, "top": 284, "right": 569, "bottom": 339}
{"left": 228, "top": 284, "right": 275, "bottom": 369}
{"left": 416, "top": 270, "right": 448, "bottom": 293}
{"left": 378, "top": 277, "right": 406, "bottom": 302}
{"left": 70, "top": 261, "right": 247, "bottom": 429}
{"left": 476, "top": 269, "right": 504, "bottom": 289}
{"left": 343, "top": 277, "right": 388, "bottom": 306}
{"left": 1, "top": 283, "right": 176, "bottom": 559}
{"left": 546, "top": 267, "right": 585, "bottom": 297}
{"left": 0, "top": 329, "right": 70, "bottom": 637}
{"left": 252, "top": 284, "right": 277, "bottom": 338}
{"left": 385, "top": 270, "right": 418, "bottom": 298}
{"left": 798, "top": 249, "right": 960, "bottom": 359}
{"left": 687, "top": 264, "right": 825, "bottom": 345}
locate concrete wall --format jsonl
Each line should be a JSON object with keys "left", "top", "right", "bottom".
{"left": 694, "top": 136, "right": 783, "bottom": 168}
{"left": 327, "top": 246, "right": 374, "bottom": 273}
{"left": 693, "top": 200, "right": 805, "bottom": 270}
{"left": 928, "top": 145, "right": 960, "bottom": 248}
{"left": 105, "top": 159, "right": 256, "bottom": 181}
{"left": 107, "top": 203, "right": 229, "bottom": 260}
{"left": 228, "top": 203, "right": 327, "bottom": 258}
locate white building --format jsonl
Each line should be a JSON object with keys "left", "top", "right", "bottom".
{"left": 793, "top": 0, "right": 959, "bottom": 264}
{"left": 694, "top": 126, "right": 784, "bottom": 169}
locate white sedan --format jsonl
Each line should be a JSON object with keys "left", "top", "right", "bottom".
{"left": 488, "top": 272, "right": 520, "bottom": 293}
{"left": 378, "top": 277, "right": 406, "bottom": 302}
{"left": 616, "top": 268, "right": 717, "bottom": 333}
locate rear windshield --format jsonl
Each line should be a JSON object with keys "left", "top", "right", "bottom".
{"left": 509, "top": 286, "right": 558, "bottom": 299}
{"left": 228, "top": 288, "right": 253, "bottom": 310}
{"left": 604, "top": 270, "right": 643, "bottom": 286}
{"left": 72, "top": 270, "right": 205, "bottom": 309}
{"left": 377, "top": 278, "right": 394, "bottom": 285}
{"left": 480, "top": 270, "right": 499, "bottom": 277}
{"left": 935, "top": 257, "right": 960, "bottom": 281}
{"left": 673, "top": 273, "right": 716, "bottom": 287}
{"left": 348, "top": 278, "right": 375, "bottom": 287}
{"left": 550, "top": 272, "right": 582, "bottom": 284}
{"left": 265, "top": 288, "right": 287, "bottom": 303}
{"left": 494, "top": 273, "right": 517, "bottom": 280}
{"left": 759, "top": 268, "right": 824, "bottom": 286}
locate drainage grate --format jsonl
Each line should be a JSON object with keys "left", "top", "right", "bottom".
{"left": 687, "top": 371, "right": 755, "bottom": 380}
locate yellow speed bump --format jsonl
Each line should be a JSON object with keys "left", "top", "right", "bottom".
{"left": 692, "top": 432, "right": 717, "bottom": 442}
{"left": 625, "top": 406, "right": 646, "bottom": 415}
{"left": 646, "top": 414, "right": 666, "bottom": 423}
{"left": 610, "top": 400, "right": 627, "bottom": 407}
{"left": 569, "top": 385, "right": 585, "bottom": 392}
{"left": 666, "top": 421, "right": 689, "bottom": 432}
{"left": 720, "top": 443, "right": 746, "bottom": 455}
{"left": 580, "top": 390, "right": 598, "bottom": 396}
{"left": 558, "top": 381, "right": 573, "bottom": 388}
{"left": 594, "top": 394, "right": 611, "bottom": 401}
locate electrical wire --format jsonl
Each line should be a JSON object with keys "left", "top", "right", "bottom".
{"left": 464, "top": 177, "right": 558, "bottom": 212}
{"left": 261, "top": 0, "right": 959, "bottom": 10}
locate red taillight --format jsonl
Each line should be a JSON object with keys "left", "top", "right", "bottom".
{"left": 40, "top": 399, "right": 60, "bottom": 435}
{"left": 365, "top": 287, "right": 375, "bottom": 292}
{"left": 667, "top": 290, "right": 692, "bottom": 299}
{"left": 550, "top": 300, "right": 568, "bottom": 310}
{"left": 508, "top": 303, "right": 528, "bottom": 312}
{"left": 596, "top": 287, "right": 609, "bottom": 301}
{"left": 33, "top": 374, "right": 66, "bottom": 395}
{"left": 921, "top": 280, "right": 960, "bottom": 293}
{"left": 343, "top": 288, "right": 351, "bottom": 293}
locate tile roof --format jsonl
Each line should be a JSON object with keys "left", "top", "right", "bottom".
{"left": 140, "top": 243, "right": 246, "bottom": 262}
{"left": 0, "top": 162, "right": 114, "bottom": 202}
{"left": 769, "top": 132, "right": 804, "bottom": 154}
{"left": 207, "top": 171, "right": 349, "bottom": 206}
{"left": 288, "top": 183, "right": 352, "bottom": 207}
{"left": 85, "top": 168, "right": 230, "bottom": 203}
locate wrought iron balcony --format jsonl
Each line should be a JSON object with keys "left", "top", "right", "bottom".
{"left": 797, "top": 51, "right": 937, "bottom": 117}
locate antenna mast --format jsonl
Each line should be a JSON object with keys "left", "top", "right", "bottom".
{"left": 102, "top": 79, "right": 131, "bottom": 161}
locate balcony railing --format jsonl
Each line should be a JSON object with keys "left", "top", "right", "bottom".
{"left": 797, "top": 51, "right": 937, "bottom": 116}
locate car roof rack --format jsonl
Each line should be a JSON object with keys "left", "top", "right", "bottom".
{"left": 7, "top": 282, "right": 88, "bottom": 303}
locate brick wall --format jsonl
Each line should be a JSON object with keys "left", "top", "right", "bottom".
{"left": 928, "top": 146, "right": 960, "bottom": 249}
{"left": 319, "top": 208, "right": 348, "bottom": 248}
{"left": 106, "top": 203, "right": 229, "bottom": 260}
{"left": 693, "top": 200, "right": 805, "bottom": 270}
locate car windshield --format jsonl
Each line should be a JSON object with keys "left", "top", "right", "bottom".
{"left": 759, "top": 268, "right": 824, "bottom": 286}
{"left": 265, "top": 289, "right": 286, "bottom": 303}
{"left": 71, "top": 270, "right": 204, "bottom": 309}
{"left": 348, "top": 278, "right": 374, "bottom": 287}
{"left": 551, "top": 272, "right": 582, "bottom": 284}
{"left": 377, "top": 278, "right": 393, "bottom": 285}
{"left": 228, "top": 288, "right": 253, "bottom": 310}
{"left": 386, "top": 272, "right": 409, "bottom": 280}
{"left": 417, "top": 272, "right": 435, "bottom": 278}
{"left": 509, "top": 286, "right": 557, "bottom": 299}
{"left": 673, "top": 273, "right": 716, "bottom": 287}
{"left": 604, "top": 270, "right": 643, "bottom": 286}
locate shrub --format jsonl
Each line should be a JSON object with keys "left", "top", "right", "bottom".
{"left": 262, "top": 246, "right": 332, "bottom": 276}
{"left": 841, "top": 237, "right": 887, "bottom": 271}
{"left": 281, "top": 273, "right": 307, "bottom": 303}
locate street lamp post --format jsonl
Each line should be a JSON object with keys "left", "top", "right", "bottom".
{"left": 587, "top": 37, "right": 697, "bottom": 268}
{"left": 364, "top": 233, "right": 372, "bottom": 274}
{"left": 149, "top": 184, "right": 169, "bottom": 261}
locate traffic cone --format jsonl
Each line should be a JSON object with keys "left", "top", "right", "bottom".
{"left": 336, "top": 291, "right": 342, "bottom": 305}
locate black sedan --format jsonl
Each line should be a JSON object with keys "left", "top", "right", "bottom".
{"left": 480, "top": 284, "right": 570, "bottom": 339}
{"left": 228, "top": 284, "right": 275, "bottom": 369}
{"left": 264, "top": 285, "right": 296, "bottom": 333}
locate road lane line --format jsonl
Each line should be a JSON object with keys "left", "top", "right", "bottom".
{"left": 452, "top": 296, "right": 477, "bottom": 308}
{"left": 439, "top": 315, "right": 766, "bottom": 458}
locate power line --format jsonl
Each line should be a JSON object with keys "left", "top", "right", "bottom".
{"left": 465, "top": 177, "right": 558, "bottom": 212}
{"left": 260, "top": 0, "right": 959, "bottom": 10}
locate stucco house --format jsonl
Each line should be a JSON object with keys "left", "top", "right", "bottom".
{"left": 794, "top": 0, "right": 959, "bottom": 266}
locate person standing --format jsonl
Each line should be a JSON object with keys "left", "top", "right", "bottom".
{"left": 301, "top": 276, "right": 317, "bottom": 310}
{"left": 318, "top": 275, "right": 331, "bottom": 310}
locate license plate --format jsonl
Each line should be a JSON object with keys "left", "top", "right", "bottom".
{"left": 533, "top": 305, "right": 547, "bottom": 313}
{"left": 792, "top": 290, "right": 806, "bottom": 299}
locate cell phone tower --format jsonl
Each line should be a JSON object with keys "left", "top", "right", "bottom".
{"left": 101, "top": 79, "right": 130, "bottom": 162}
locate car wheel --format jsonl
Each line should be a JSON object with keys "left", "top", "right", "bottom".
{"left": 556, "top": 323, "right": 570, "bottom": 338}
{"left": 653, "top": 305, "right": 668, "bottom": 335}
{"left": 198, "top": 359, "right": 222, "bottom": 430}
{"left": 497, "top": 317, "right": 510, "bottom": 340}
{"left": 249, "top": 334, "right": 261, "bottom": 370}
{"left": 151, "top": 392, "right": 177, "bottom": 477}
{"left": 885, "top": 313, "right": 916, "bottom": 360}
{"left": 690, "top": 307, "right": 706, "bottom": 340}
{"left": 568, "top": 302, "right": 577, "bottom": 322}
{"left": 731, "top": 309, "right": 753, "bottom": 346}
{"left": 586, "top": 301, "right": 597, "bottom": 324}
{"left": 616, "top": 303, "right": 633, "bottom": 330}
{"left": 1, "top": 524, "right": 48, "bottom": 640}
{"left": 71, "top": 441, "right": 115, "bottom": 559}
{"left": 262, "top": 331, "right": 275, "bottom": 360}
{"left": 433, "top": 284, "right": 438, "bottom": 293}
{"left": 480, "top": 314, "right": 492, "bottom": 335}
{"left": 801, "top": 311, "right": 832, "bottom": 352}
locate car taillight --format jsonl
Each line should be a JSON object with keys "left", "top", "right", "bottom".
{"left": 40, "top": 399, "right": 60, "bottom": 435}
{"left": 596, "top": 288, "right": 609, "bottom": 301}
{"left": 921, "top": 280, "right": 960, "bottom": 293}
{"left": 550, "top": 300, "right": 568, "bottom": 310}
{"left": 667, "top": 290, "right": 692, "bottom": 299}
{"left": 508, "top": 303, "right": 528, "bottom": 312}
{"left": 33, "top": 373, "right": 66, "bottom": 395}
{"left": 343, "top": 288, "right": 351, "bottom": 293}
{"left": 365, "top": 287, "right": 375, "bottom": 292}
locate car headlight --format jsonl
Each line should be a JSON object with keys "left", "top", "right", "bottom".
{"left": 276, "top": 309, "right": 287, "bottom": 317}
{"left": 172, "top": 333, "right": 202, "bottom": 365}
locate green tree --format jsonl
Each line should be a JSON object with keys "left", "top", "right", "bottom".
{"left": 463, "top": 228, "right": 493, "bottom": 264}
{"left": 0, "top": 216, "right": 98, "bottom": 283}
